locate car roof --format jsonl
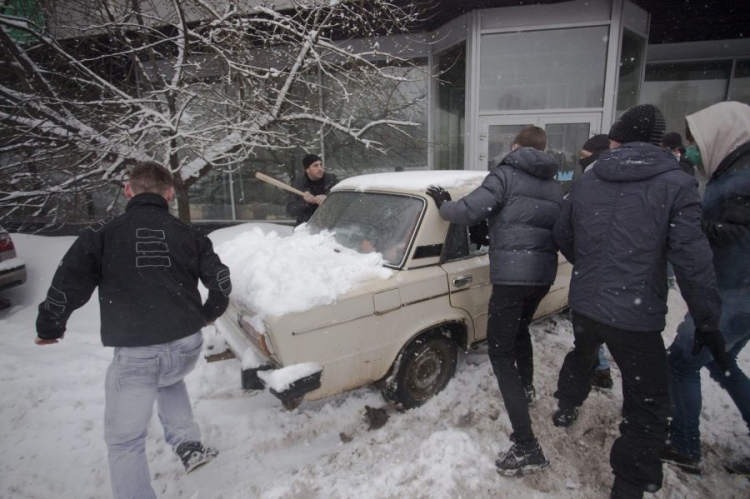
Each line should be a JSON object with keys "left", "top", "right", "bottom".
{"left": 332, "top": 170, "right": 489, "bottom": 198}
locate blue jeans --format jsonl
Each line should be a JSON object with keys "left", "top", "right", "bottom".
{"left": 595, "top": 344, "right": 610, "bottom": 371}
{"left": 667, "top": 291, "right": 750, "bottom": 460}
{"left": 104, "top": 333, "right": 203, "bottom": 499}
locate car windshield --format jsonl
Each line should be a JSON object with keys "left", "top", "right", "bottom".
{"left": 308, "top": 191, "right": 424, "bottom": 267}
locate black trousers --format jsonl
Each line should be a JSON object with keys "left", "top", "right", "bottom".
{"left": 555, "top": 311, "right": 669, "bottom": 494}
{"left": 487, "top": 284, "right": 549, "bottom": 444}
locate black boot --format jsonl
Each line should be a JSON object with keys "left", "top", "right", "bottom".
{"left": 495, "top": 439, "right": 550, "bottom": 476}
{"left": 552, "top": 405, "right": 579, "bottom": 427}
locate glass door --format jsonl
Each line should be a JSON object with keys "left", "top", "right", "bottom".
{"left": 539, "top": 114, "right": 601, "bottom": 191}
{"left": 479, "top": 114, "right": 601, "bottom": 191}
{"left": 479, "top": 117, "right": 534, "bottom": 170}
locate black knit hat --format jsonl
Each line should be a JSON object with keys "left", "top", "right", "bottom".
{"left": 302, "top": 154, "right": 322, "bottom": 169}
{"left": 582, "top": 134, "right": 610, "bottom": 154}
{"left": 660, "top": 132, "right": 683, "bottom": 150}
{"left": 608, "top": 104, "right": 666, "bottom": 146}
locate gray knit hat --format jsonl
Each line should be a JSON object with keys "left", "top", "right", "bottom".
{"left": 608, "top": 104, "right": 666, "bottom": 146}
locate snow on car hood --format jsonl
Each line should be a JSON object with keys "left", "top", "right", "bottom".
{"left": 214, "top": 226, "right": 392, "bottom": 324}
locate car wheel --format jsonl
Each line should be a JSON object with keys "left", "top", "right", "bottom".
{"left": 382, "top": 333, "right": 458, "bottom": 410}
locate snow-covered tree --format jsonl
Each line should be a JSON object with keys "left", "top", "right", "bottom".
{"left": 0, "top": 0, "right": 427, "bottom": 225}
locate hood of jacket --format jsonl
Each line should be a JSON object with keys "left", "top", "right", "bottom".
{"left": 500, "top": 146, "right": 558, "bottom": 180}
{"left": 686, "top": 101, "right": 750, "bottom": 184}
{"left": 592, "top": 142, "right": 681, "bottom": 182}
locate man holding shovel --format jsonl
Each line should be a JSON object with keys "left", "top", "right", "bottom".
{"left": 285, "top": 154, "right": 338, "bottom": 225}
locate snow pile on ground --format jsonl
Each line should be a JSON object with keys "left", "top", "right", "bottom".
{"left": 1, "top": 232, "right": 749, "bottom": 498}
{"left": 214, "top": 225, "right": 392, "bottom": 320}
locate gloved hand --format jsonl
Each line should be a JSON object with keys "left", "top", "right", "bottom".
{"left": 426, "top": 186, "right": 451, "bottom": 208}
{"left": 692, "top": 328, "right": 730, "bottom": 374}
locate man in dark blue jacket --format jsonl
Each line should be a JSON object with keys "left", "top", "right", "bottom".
{"left": 36, "top": 161, "right": 232, "bottom": 499}
{"left": 551, "top": 104, "right": 724, "bottom": 499}
{"left": 427, "top": 126, "right": 563, "bottom": 476}
{"left": 661, "top": 101, "right": 750, "bottom": 475}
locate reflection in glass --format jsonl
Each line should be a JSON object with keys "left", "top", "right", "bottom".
{"left": 544, "top": 123, "right": 591, "bottom": 193}
{"left": 435, "top": 43, "right": 466, "bottom": 170}
{"left": 480, "top": 27, "right": 608, "bottom": 111}
{"left": 308, "top": 191, "right": 424, "bottom": 267}
{"left": 323, "top": 62, "right": 429, "bottom": 176}
{"left": 616, "top": 29, "right": 646, "bottom": 115}
{"left": 641, "top": 60, "right": 732, "bottom": 135}
{"left": 487, "top": 124, "right": 529, "bottom": 169}
{"left": 729, "top": 59, "right": 750, "bottom": 106}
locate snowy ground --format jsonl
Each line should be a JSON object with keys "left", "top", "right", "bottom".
{"left": 1, "top": 232, "right": 749, "bottom": 499}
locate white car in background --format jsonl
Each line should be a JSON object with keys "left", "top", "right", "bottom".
{"left": 213, "top": 171, "right": 571, "bottom": 409}
{"left": 0, "top": 225, "right": 27, "bottom": 310}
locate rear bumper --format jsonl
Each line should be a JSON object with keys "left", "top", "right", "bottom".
{"left": 214, "top": 309, "right": 323, "bottom": 403}
{"left": 0, "top": 261, "right": 26, "bottom": 292}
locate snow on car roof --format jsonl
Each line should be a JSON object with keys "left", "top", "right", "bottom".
{"left": 333, "top": 170, "right": 488, "bottom": 193}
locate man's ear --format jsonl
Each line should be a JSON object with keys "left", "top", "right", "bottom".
{"left": 164, "top": 186, "right": 175, "bottom": 202}
{"left": 511, "top": 143, "right": 519, "bottom": 151}
{"left": 124, "top": 183, "right": 134, "bottom": 199}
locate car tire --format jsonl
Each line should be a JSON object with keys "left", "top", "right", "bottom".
{"left": 382, "top": 332, "right": 458, "bottom": 410}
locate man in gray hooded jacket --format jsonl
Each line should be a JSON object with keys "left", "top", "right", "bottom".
{"left": 552, "top": 104, "right": 723, "bottom": 499}
{"left": 661, "top": 101, "right": 750, "bottom": 475}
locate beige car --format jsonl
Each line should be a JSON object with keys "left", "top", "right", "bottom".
{"left": 214, "top": 171, "right": 571, "bottom": 409}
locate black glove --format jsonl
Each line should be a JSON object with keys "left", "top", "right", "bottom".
{"left": 426, "top": 186, "right": 451, "bottom": 208}
{"left": 692, "top": 328, "right": 730, "bottom": 373}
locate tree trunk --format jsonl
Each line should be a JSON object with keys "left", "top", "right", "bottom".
{"left": 173, "top": 175, "right": 191, "bottom": 222}
{"left": 169, "top": 147, "right": 191, "bottom": 222}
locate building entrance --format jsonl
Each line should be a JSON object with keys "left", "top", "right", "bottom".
{"left": 479, "top": 113, "right": 601, "bottom": 191}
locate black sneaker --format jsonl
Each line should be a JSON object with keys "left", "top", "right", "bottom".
{"left": 552, "top": 406, "right": 579, "bottom": 427}
{"left": 524, "top": 385, "right": 536, "bottom": 406}
{"left": 591, "top": 368, "right": 614, "bottom": 390}
{"left": 495, "top": 439, "right": 550, "bottom": 476}
{"left": 177, "top": 441, "right": 219, "bottom": 473}
{"left": 659, "top": 444, "right": 701, "bottom": 474}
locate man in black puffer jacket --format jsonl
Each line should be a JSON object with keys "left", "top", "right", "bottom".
{"left": 36, "top": 161, "right": 232, "bottom": 499}
{"left": 427, "top": 126, "right": 563, "bottom": 476}
{"left": 552, "top": 104, "right": 723, "bottom": 499}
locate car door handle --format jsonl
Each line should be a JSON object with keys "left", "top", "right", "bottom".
{"left": 452, "top": 275, "right": 473, "bottom": 288}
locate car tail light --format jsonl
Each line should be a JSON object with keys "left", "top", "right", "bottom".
{"left": 238, "top": 315, "right": 275, "bottom": 356}
{"left": 0, "top": 232, "right": 16, "bottom": 258}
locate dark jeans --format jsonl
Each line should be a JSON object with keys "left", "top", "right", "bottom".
{"left": 667, "top": 291, "right": 750, "bottom": 460}
{"left": 487, "top": 284, "right": 549, "bottom": 444}
{"left": 555, "top": 312, "right": 669, "bottom": 494}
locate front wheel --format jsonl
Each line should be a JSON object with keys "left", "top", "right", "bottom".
{"left": 382, "top": 333, "right": 458, "bottom": 409}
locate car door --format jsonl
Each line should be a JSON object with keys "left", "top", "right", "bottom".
{"left": 439, "top": 222, "right": 492, "bottom": 343}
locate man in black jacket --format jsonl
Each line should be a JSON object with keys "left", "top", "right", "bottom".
{"left": 286, "top": 154, "right": 338, "bottom": 225}
{"left": 552, "top": 104, "right": 724, "bottom": 499}
{"left": 36, "top": 161, "right": 231, "bottom": 499}
{"left": 427, "top": 126, "right": 563, "bottom": 476}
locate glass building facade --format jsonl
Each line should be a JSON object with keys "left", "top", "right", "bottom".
{"left": 187, "top": 0, "right": 748, "bottom": 222}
